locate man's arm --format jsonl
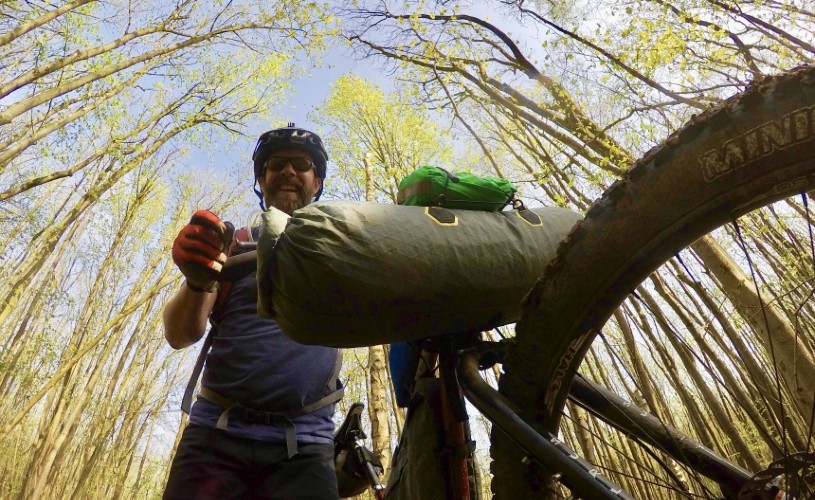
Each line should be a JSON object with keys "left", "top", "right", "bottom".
{"left": 163, "top": 282, "right": 218, "bottom": 349}
{"left": 165, "top": 210, "right": 232, "bottom": 349}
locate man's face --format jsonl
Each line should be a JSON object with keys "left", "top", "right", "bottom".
{"left": 258, "top": 148, "right": 323, "bottom": 215}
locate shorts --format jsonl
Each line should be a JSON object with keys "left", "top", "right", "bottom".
{"left": 163, "top": 424, "right": 338, "bottom": 500}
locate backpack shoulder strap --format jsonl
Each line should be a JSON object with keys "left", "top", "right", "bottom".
{"left": 299, "top": 349, "right": 344, "bottom": 414}
{"left": 210, "top": 226, "right": 251, "bottom": 324}
{"left": 180, "top": 225, "right": 250, "bottom": 414}
{"left": 181, "top": 328, "right": 217, "bottom": 414}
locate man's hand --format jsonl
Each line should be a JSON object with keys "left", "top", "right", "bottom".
{"left": 171, "top": 210, "right": 233, "bottom": 292}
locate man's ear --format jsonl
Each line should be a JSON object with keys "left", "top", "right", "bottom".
{"left": 313, "top": 177, "right": 323, "bottom": 196}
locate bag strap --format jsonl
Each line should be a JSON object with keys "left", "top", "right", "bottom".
{"left": 180, "top": 225, "right": 250, "bottom": 415}
{"left": 181, "top": 326, "right": 216, "bottom": 414}
{"left": 198, "top": 379, "right": 344, "bottom": 458}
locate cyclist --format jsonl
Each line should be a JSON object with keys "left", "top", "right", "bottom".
{"left": 162, "top": 124, "right": 343, "bottom": 499}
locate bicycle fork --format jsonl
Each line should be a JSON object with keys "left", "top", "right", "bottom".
{"left": 456, "top": 349, "right": 633, "bottom": 500}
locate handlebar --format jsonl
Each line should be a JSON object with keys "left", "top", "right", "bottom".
{"left": 219, "top": 248, "right": 257, "bottom": 282}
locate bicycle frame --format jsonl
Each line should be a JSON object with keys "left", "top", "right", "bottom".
{"left": 334, "top": 336, "right": 758, "bottom": 499}
{"left": 455, "top": 346, "right": 632, "bottom": 499}
{"left": 456, "top": 347, "right": 755, "bottom": 498}
{"left": 385, "top": 335, "right": 632, "bottom": 499}
{"left": 218, "top": 249, "right": 760, "bottom": 499}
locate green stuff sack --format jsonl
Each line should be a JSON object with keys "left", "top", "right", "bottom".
{"left": 396, "top": 166, "right": 516, "bottom": 211}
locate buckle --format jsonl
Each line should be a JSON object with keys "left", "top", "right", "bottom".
{"left": 241, "top": 408, "right": 275, "bottom": 425}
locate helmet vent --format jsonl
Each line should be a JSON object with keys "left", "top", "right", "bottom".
{"left": 289, "top": 129, "right": 307, "bottom": 144}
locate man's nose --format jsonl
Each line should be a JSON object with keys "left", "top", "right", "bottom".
{"left": 278, "top": 161, "right": 297, "bottom": 175}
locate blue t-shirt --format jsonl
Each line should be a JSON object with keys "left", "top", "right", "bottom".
{"left": 190, "top": 271, "right": 340, "bottom": 445}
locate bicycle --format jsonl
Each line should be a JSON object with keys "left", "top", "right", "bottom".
{"left": 222, "top": 64, "right": 815, "bottom": 499}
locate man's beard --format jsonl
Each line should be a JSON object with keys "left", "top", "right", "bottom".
{"left": 265, "top": 181, "right": 311, "bottom": 215}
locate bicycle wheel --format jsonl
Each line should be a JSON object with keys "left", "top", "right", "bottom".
{"left": 492, "top": 64, "right": 815, "bottom": 499}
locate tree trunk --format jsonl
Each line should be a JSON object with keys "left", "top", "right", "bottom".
{"left": 691, "top": 235, "right": 815, "bottom": 423}
{"left": 637, "top": 286, "right": 762, "bottom": 471}
{"left": 362, "top": 151, "right": 393, "bottom": 474}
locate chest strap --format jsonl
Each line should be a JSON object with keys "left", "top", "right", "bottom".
{"left": 198, "top": 384, "right": 344, "bottom": 458}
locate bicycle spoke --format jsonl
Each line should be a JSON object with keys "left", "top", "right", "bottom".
{"left": 547, "top": 200, "right": 815, "bottom": 498}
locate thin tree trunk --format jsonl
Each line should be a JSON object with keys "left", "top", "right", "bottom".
{"left": 673, "top": 270, "right": 807, "bottom": 452}
{"left": 691, "top": 235, "right": 815, "bottom": 423}
{"left": 362, "top": 151, "right": 393, "bottom": 474}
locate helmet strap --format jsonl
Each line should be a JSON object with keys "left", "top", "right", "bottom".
{"left": 313, "top": 177, "right": 324, "bottom": 202}
{"left": 253, "top": 179, "right": 266, "bottom": 211}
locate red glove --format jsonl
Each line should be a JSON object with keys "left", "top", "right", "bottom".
{"left": 172, "top": 210, "right": 233, "bottom": 292}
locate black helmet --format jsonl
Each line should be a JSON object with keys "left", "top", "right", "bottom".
{"left": 336, "top": 448, "right": 380, "bottom": 498}
{"left": 252, "top": 123, "right": 328, "bottom": 180}
{"left": 333, "top": 403, "right": 384, "bottom": 498}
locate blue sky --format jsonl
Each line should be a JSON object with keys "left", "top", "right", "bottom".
{"left": 273, "top": 43, "right": 392, "bottom": 132}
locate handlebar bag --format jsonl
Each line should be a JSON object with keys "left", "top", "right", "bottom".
{"left": 390, "top": 166, "right": 517, "bottom": 399}
{"left": 256, "top": 201, "right": 581, "bottom": 348}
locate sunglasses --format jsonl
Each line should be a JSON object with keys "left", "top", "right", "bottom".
{"left": 264, "top": 156, "right": 315, "bottom": 173}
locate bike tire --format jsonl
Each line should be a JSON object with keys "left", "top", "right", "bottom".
{"left": 491, "top": 64, "right": 815, "bottom": 498}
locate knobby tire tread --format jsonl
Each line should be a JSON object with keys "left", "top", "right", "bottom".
{"left": 491, "top": 64, "right": 815, "bottom": 499}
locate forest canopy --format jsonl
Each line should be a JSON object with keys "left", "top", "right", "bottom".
{"left": 1, "top": 0, "right": 813, "bottom": 498}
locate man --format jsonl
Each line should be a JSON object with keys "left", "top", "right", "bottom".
{"left": 162, "top": 124, "right": 342, "bottom": 499}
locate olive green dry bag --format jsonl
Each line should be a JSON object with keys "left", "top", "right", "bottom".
{"left": 255, "top": 201, "right": 582, "bottom": 348}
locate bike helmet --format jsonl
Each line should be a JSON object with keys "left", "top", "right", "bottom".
{"left": 335, "top": 447, "right": 381, "bottom": 498}
{"left": 333, "top": 402, "right": 384, "bottom": 497}
{"left": 252, "top": 123, "right": 328, "bottom": 205}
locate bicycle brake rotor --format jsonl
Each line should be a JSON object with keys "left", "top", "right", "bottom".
{"left": 737, "top": 452, "right": 815, "bottom": 500}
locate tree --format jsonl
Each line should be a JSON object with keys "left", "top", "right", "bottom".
{"left": 314, "top": 74, "right": 458, "bottom": 477}
{"left": 314, "top": 73, "right": 462, "bottom": 202}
